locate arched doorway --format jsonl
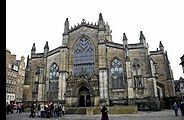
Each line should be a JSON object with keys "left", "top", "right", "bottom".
{"left": 78, "top": 86, "right": 91, "bottom": 107}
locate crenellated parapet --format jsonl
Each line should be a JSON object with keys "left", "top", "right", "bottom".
{"left": 68, "top": 19, "right": 99, "bottom": 33}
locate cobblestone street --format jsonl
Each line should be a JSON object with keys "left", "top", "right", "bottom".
{"left": 6, "top": 109, "right": 184, "bottom": 120}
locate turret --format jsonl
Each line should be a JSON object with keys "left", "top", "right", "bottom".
{"left": 31, "top": 43, "right": 36, "bottom": 57}
{"left": 139, "top": 31, "right": 146, "bottom": 46}
{"left": 62, "top": 18, "right": 69, "bottom": 46}
{"left": 98, "top": 13, "right": 105, "bottom": 42}
{"left": 21, "top": 56, "right": 25, "bottom": 62}
{"left": 159, "top": 41, "right": 164, "bottom": 51}
{"left": 64, "top": 18, "right": 69, "bottom": 34}
{"left": 123, "top": 33, "right": 129, "bottom": 58}
{"left": 98, "top": 13, "right": 105, "bottom": 30}
{"left": 26, "top": 55, "right": 29, "bottom": 68}
{"left": 123, "top": 33, "right": 128, "bottom": 45}
{"left": 44, "top": 41, "right": 49, "bottom": 57}
{"left": 105, "top": 22, "right": 112, "bottom": 41}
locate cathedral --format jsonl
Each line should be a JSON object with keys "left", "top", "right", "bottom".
{"left": 23, "top": 13, "right": 175, "bottom": 110}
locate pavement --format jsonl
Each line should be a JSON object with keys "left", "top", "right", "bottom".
{"left": 6, "top": 109, "right": 184, "bottom": 120}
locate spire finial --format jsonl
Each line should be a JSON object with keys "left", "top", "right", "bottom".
{"left": 159, "top": 41, "right": 164, "bottom": 51}
{"left": 64, "top": 18, "right": 69, "bottom": 33}
{"left": 139, "top": 31, "right": 145, "bottom": 40}
{"left": 159, "top": 41, "right": 164, "bottom": 47}
{"left": 44, "top": 41, "right": 49, "bottom": 50}
{"left": 31, "top": 43, "right": 36, "bottom": 51}
{"left": 99, "top": 13, "right": 103, "bottom": 20}
{"left": 123, "top": 33, "right": 128, "bottom": 41}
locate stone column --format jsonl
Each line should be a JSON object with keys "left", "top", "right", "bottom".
{"left": 99, "top": 69, "right": 109, "bottom": 104}
{"left": 150, "top": 59, "right": 158, "bottom": 97}
{"left": 58, "top": 71, "right": 68, "bottom": 100}
{"left": 126, "top": 58, "right": 134, "bottom": 105}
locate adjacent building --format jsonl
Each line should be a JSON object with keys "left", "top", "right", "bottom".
{"left": 174, "top": 77, "right": 184, "bottom": 101}
{"left": 180, "top": 55, "right": 184, "bottom": 74}
{"left": 6, "top": 49, "right": 25, "bottom": 104}
{"left": 23, "top": 13, "right": 175, "bottom": 110}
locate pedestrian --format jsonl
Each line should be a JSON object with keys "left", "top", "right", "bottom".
{"left": 29, "top": 103, "right": 36, "bottom": 118}
{"left": 37, "top": 104, "right": 41, "bottom": 117}
{"left": 17, "top": 103, "right": 21, "bottom": 113}
{"left": 6, "top": 103, "right": 11, "bottom": 114}
{"left": 62, "top": 105, "right": 65, "bottom": 116}
{"left": 179, "top": 101, "right": 184, "bottom": 116}
{"left": 40, "top": 104, "right": 45, "bottom": 118}
{"left": 173, "top": 102, "right": 179, "bottom": 116}
{"left": 101, "top": 105, "right": 109, "bottom": 120}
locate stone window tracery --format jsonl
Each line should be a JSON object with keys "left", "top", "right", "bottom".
{"left": 73, "top": 37, "right": 95, "bottom": 76}
{"left": 111, "top": 58, "right": 124, "bottom": 89}
{"left": 48, "top": 63, "right": 59, "bottom": 100}
{"left": 132, "top": 61, "right": 144, "bottom": 88}
{"left": 49, "top": 63, "right": 59, "bottom": 91}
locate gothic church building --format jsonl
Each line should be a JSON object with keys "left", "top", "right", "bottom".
{"left": 23, "top": 13, "right": 175, "bottom": 110}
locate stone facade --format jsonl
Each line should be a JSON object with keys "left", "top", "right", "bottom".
{"left": 6, "top": 49, "right": 25, "bottom": 104}
{"left": 23, "top": 13, "right": 175, "bottom": 110}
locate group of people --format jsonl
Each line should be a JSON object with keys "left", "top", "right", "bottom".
{"left": 29, "top": 102, "right": 65, "bottom": 118}
{"left": 6, "top": 103, "right": 24, "bottom": 114}
{"left": 172, "top": 101, "right": 184, "bottom": 116}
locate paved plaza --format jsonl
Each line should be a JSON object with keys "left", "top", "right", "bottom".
{"left": 6, "top": 109, "right": 183, "bottom": 120}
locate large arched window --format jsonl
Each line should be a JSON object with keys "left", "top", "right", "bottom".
{"left": 73, "top": 37, "right": 95, "bottom": 76}
{"left": 132, "top": 60, "right": 144, "bottom": 88}
{"left": 110, "top": 58, "right": 124, "bottom": 89}
{"left": 48, "top": 63, "right": 59, "bottom": 100}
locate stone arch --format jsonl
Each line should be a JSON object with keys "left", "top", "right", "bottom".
{"left": 73, "top": 34, "right": 95, "bottom": 50}
{"left": 73, "top": 35, "right": 96, "bottom": 76}
{"left": 71, "top": 80, "right": 95, "bottom": 97}
{"left": 156, "top": 82, "right": 165, "bottom": 99}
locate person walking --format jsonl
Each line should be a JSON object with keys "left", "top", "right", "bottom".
{"left": 37, "top": 104, "right": 41, "bottom": 117}
{"left": 173, "top": 102, "right": 179, "bottom": 116}
{"left": 101, "top": 105, "right": 109, "bottom": 120}
{"left": 40, "top": 104, "right": 45, "bottom": 118}
{"left": 29, "top": 103, "right": 36, "bottom": 118}
{"left": 62, "top": 105, "right": 65, "bottom": 116}
{"left": 179, "top": 101, "right": 184, "bottom": 116}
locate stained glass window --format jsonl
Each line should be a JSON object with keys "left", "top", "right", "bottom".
{"left": 74, "top": 37, "right": 95, "bottom": 76}
{"left": 49, "top": 63, "right": 59, "bottom": 91}
{"left": 111, "top": 58, "right": 124, "bottom": 88}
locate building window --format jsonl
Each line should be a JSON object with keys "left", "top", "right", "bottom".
{"left": 132, "top": 60, "right": 144, "bottom": 88}
{"left": 48, "top": 63, "right": 59, "bottom": 101}
{"left": 111, "top": 58, "right": 124, "bottom": 89}
{"left": 73, "top": 37, "right": 95, "bottom": 76}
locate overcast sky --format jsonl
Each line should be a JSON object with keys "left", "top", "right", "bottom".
{"left": 6, "top": 0, "right": 184, "bottom": 79}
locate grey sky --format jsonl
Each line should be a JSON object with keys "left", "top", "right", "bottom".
{"left": 6, "top": 0, "right": 184, "bottom": 79}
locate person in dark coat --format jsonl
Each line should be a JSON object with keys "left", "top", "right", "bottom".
{"left": 173, "top": 102, "right": 179, "bottom": 116}
{"left": 179, "top": 101, "right": 184, "bottom": 116}
{"left": 101, "top": 105, "right": 109, "bottom": 120}
{"left": 29, "top": 103, "right": 36, "bottom": 118}
{"left": 6, "top": 104, "right": 11, "bottom": 114}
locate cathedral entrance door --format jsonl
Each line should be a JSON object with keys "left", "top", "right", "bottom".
{"left": 78, "top": 86, "right": 91, "bottom": 107}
